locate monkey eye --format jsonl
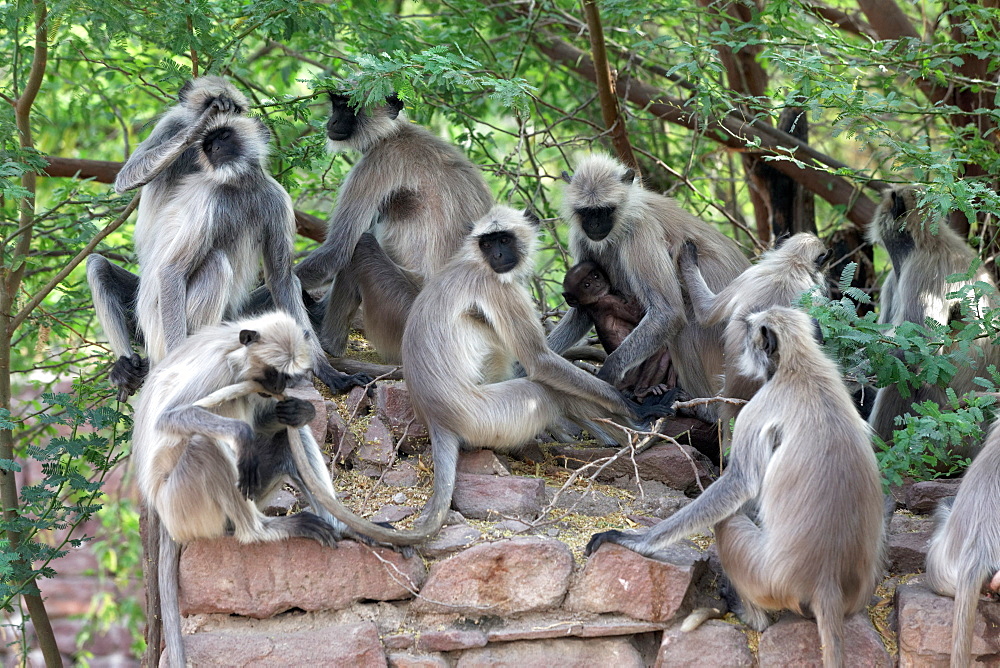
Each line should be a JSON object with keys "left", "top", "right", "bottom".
{"left": 498, "top": 235, "right": 511, "bottom": 245}
{"left": 583, "top": 282, "right": 590, "bottom": 288}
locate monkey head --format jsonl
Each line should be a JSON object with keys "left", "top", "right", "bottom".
{"left": 467, "top": 206, "right": 540, "bottom": 282}
{"left": 230, "top": 311, "right": 313, "bottom": 394}
{"left": 738, "top": 307, "right": 816, "bottom": 382}
{"left": 562, "top": 261, "right": 611, "bottom": 307}
{"left": 326, "top": 91, "right": 406, "bottom": 154}
{"left": 197, "top": 115, "right": 271, "bottom": 180}
{"left": 562, "top": 154, "right": 637, "bottom": 243}
{"left": 868, "top": 185, "right": 925, "bottom": 254}
{"left": 770, "top": 233, "right": 831, "bottom": 274}
{"left": 178, "top": 76, "right": 248, "bottom": 115}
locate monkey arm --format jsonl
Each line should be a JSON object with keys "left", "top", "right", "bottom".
{"left": 113, "top": 107, "right": 216, "bottom": 193}
{"left": 294, "top": 165, "right": 385, "bottom": 290}
{"left": 587, "top": 423, "right": 777, "bottom": 558}
{"left": 546, "top": 306, "right": 594, "bottom": 354}
{"left": 157, "top": 403, "right": 255, "bottom": 450}
{"left": 678, "top": 241, "right": 728, "bottom": 327}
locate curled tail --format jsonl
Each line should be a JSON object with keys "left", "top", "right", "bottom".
{"left": 159, "top": 522, "right": 185, "bottom": 668}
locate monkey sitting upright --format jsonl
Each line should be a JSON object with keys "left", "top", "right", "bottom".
{"left": 587, "top": 307, "right": 885, "bottom": 668}
{"left": 562, "top": 260, "right": 675, "bottom": 398}
{"left": 925, "top": 420, "right": 1000, "bottom": 667}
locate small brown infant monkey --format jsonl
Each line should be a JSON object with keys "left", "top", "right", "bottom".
{"left": 562, "top": 261, "right": 675, "bottom": 398}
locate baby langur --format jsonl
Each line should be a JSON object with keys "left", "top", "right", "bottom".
{"left": 562, "top": 261, "right": 675, "bottom": 398}
{"left": 293, "top": 92, "right": 494, "bottom": 363}
{"left": 868, "top": 186, "right": 1000, "bottom": 455}
{"left": 678, "top": 232, "right": 829, "bottom": 430}
{"left": 133, "top": 311, "right": 360, "bottom": 667}
{"left": 380, "top": 206, "right": 677, "bottom": 544}
{"left": 925, "top": 421, "right": 1000, "bottom": 667}
{"left": 548, "top": 154, "right": 749, "bottom": 400}
{"left": 87, "top": 77, "right": 367, "bottom": 399}
{"left": 588, "top": 307, "right": 884, "bottom": 668}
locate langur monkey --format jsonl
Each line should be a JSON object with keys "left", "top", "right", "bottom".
{"left": 548, "top": 154, "right": 750, "bottom": 399}
{"left": 588, "top": 307, "right": 885, "bottom": 668}
{"left": 562, "top": 260, "right": 675, "bottom": 398}
{"left": 925, "top": 421, "right": 1000, "bottom": 667}
{"left": 134, "top": 311, "right": 360, "bottom": 667}
{"left": 867, "top": 186, "right": 1000, "bottom": 455}
{"left": 353, "top": 206, "right": 675, "bottom": 544}
{"left": 678, "top": 232, "right": 830, "bottom": 429}
{"left": 86, "top": 76, "right": 368, "bottom": 399}
{"left": 293, "top": 92, "right": 494, "bottom": 363}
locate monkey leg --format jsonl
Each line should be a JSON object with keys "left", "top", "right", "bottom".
{"left": 184, "top": 250, "right": 234, "bottom": 333}
{"left": 712, "top": 513, "right": 777, "bottom": 632}
{"left": 353, "top": 233, "right": 421, "bottom": 364}
{"left": 319, "top": 267, "right": 361, "bottom": 357}
{"left": 86, "top": 254, "right": 149, "bottom": 399}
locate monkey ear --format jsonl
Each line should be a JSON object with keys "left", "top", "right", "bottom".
{"left": 178, "top": 80, "right": 194, "bottom": 103}
{"left": 386, "top": 94, "right": 404, "bottom": 119}
{"left": 523, "top": 208, "right": 541, "bottom": 227}
{"left": 773, "top": 232, "right": 791, "bottom": 249}
{"left": 560, "top": 170, "right": 572, "bottom": 184}
{"left": 815, "top": 249, "right": 832, "bottom": 267}
{"left": 239, "top": 329, "right": 260, "bottom": 346}
{"left": 620, "top": 168, "right": 636, "bottom": 184}
{"left": 760, "top": 325, "right": 778, "bottom": 357}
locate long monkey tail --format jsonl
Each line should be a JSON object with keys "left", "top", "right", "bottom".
{"left": 159, "top": 522, "right": 185, "bottom": 668}
{"left": 951, "top": 560, "right": 983, "bottom": 668}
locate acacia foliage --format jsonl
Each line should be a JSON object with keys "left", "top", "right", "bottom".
{"left": 4, "top": 0, "right": 1000, "bottom": 661}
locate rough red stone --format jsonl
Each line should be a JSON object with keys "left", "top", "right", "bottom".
{"left": 486, "top": 618, "right": 666, "bottom": 643}
{"left": 757, "top": 612, "right": 891, "bottom": 668}
{"left": 413, "top": 537, "right": 573, "bottom": 615}
{"left": 179, "top": 622, "right": 386, "bottom": 667}
{"left": 329, "top": 409, "right": 360, "bottom": 461}
{"left": 565, "top": 543, "right": 706, "bottom": 622}
{"left": 897, "top": 581, "right": 1000, "bottom": 666}
{"left": 371, "top": 504, "right": 417, "bottom": 524}
{"left": 457, "top": 449, "right": 511, "bottom": 475}
{"left": 375, "top": 382, "right": 429, "bottom": 449}
{"left": 347, "top": 385, "right": 373, "bottom": 416}
{"left": 383, "top": 461, "right": 420, "bottom": 487}
{"left": 906, "top": 479, "right": 961, "bottom": 514}
{"left": 38, "top": 575, "right": 102, "bottom": 617}
{"left": 356, "top": 416, "right": 396, "bottom": 466}
{"left": 456, "top": 637, "right": 644, "bottom": 667}
{"left": 656, "top": 620, "right": 752, "bottom": 667}
{"left": 286, "top": 382, "right": 327, "bottom": 446}
{"left": 384, "top": 633, "right": 415, "bottom": 650}
{"left": 419, "top": 524, "right": 482, "bottom": 558}
{"left": 888, "top": 531, "right": 933, "bottom": 574}
{"left": 388, "top": 653, "right": 449, "bottom": 668}
{"left": 179, "top": 537, "right": 425, "bottom": 618}
{"left": 261, "top": 488, "right": 296, "bottom": 516}
{"left": 416, "top": 629, "right": 488, "bottom": 652}
{"left": 451, "top": 473, "right": 546, "bottom": 520}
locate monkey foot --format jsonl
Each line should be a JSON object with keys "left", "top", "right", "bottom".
{"left": 317, "top": 367, "right": 374, "bottom": 395}
{"left": 585, "top": 529, "right": 629, "bottom": 556}
{"left": 109, "top": 353, "right": 149, "bottom": 401}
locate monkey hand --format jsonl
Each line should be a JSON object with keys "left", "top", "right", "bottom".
{"left": 275, "top": 398, "right": 317, "bottom": 428}
{"left": 679, "top": 240, "right": 699, "bottom": 268}
{"left": 209, "top": 95, "right": 238, "bottom": 114}
{"left": 318, "top": 367, "right": 374, "bottom": 395}
{"left": 628, "top": 386, "right": 679, "bottom": 425}
{"left": 585, "top": 529, "right": 631, "bottom": 556}
{"left": 109, "top": 353, "right": 149, "bottom": 402}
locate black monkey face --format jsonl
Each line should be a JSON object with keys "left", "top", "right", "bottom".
{"left": 257, "top": 365, "right": 295, "bottom": 395}
{"left": 479, "top": 231, "right": 520, "bottom": 274}
{"left": 201, "top": 127, "right": 243, "bottom": 167}
{"left": 576, "top": 206, "right": 617, "bottom": 242}
{"left": 327, "top": 94, "right": 359, "bottom": 141}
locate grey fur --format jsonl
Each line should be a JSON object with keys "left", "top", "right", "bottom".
{"left": 133, "top": 311, "right": 351, "bottom": 668}
{"left": 294, "top": 95, "right": 493, "bottom": 363}
{"left": 679, "top": 232, "right": 829, "bottom": 432}
{"left": 925, "top": 423, "right": 1000, "bottom": 667}
{"left": 548, "top": 153, "right": 750, "bottom": 399}
{"left": 588, "top": 307, "right": 885, "bottom": 668}
{"left": 87, "top": 77, "right": 367, "bottom": 399}
{"left": 867, "top": 186, "right": 999, "bottom": 457}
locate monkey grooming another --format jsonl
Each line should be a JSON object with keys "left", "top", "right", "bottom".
{"left": 132, "top": 310, "right": 369, "bottom": 667}
{"left": 588, "top": 307, "right": 885, "bottom": 668}
{"left": 293, "top": 91, "right": 494, "bottom": 363}
{"left": 925, "top": 420, "right": 1000, "bottom": 667}
{"left": 562, "top": 260, "right": 675, "bottom": 398}
{"left": 678, "top": 232, "right": 830, "bottom": 429}
{"left": 548, "top": 154, "right": 750, "bottom": 400}
{"left": 867, "top": 185, "right": 1000, "bottom": 456}
{"left": 87, "top": 76, "right": 369, "bottom": 399}
{"left": 362, "top": 206, "right": 678, "bottom": 544}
